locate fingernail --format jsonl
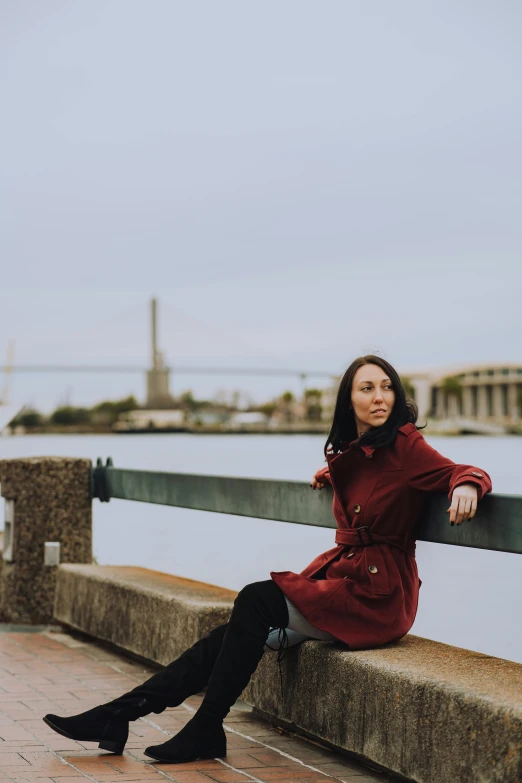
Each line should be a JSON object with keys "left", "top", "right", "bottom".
{"left": 450, "top": 521, "right": 454, "bottom": 526}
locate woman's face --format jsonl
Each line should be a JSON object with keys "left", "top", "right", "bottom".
{"left": 351, "top": 364, "right": 396, "bottom": 434}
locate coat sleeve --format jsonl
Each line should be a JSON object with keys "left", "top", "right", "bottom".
{"left": 403, "top": 430, "right": 492, "bottom": 501}
{"left": 313, "top": 465, "right": 332, "bottom": 485}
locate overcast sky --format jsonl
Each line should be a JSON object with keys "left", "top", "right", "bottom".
{"left": 1, "top": 1, "right": 521, "bottom": 410}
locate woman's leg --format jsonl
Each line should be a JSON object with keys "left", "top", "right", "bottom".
{"left": 265, "top": 596, "right": 337, "bottom": 651}
{"left": 144, "top": 579, "right": 289, "bottom": 763}
{"left": 43, "top": 585, "right": 330, "bottom": 760}
{"left": 43, "top": 622, "right": 229, "bottom": 754}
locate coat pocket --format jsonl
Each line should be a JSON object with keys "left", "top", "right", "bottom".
{"left": 363, "top": 546, "right": 392, "bottom": 596}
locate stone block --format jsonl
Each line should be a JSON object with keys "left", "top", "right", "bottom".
{"left": 243, "top": 635, "right": 522, "bottom": 783}
{"left": 54, "top": 564, "right": 236, "bottom": 664}
{"left": 0, "top": 457, "right": 92, "bottom": 623}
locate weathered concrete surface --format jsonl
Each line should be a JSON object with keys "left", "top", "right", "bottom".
{"left": 243, "top": 636, "right": 522, "bottom": 783}
{"left": 54, "top": 564, "right": 236, "bottom": 664}
{"left": 0, "top": 457, "right": 92, "bottom": 623}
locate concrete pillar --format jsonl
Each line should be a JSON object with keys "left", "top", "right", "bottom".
{"left": 409, "top": 376, "right": 432, "bottom": 419}
{"left": 436, "top": 388, "right": 446, "bottom": 419}
{"left": 463, "top": 387, "right": 473, "bottom": 418}
{"left": 447, "top": 394, "right": 459, "bottom": 418}
{"left": 477, "top": 385, "right": 488, "bottom": 418}
{"left": 493, "top": 384, "right": 504, "bottom": 419}
{"left": 0, "top": 457, "right": 92, "bottom": 624}
{"left": 508, "top": 383, "right": 519, "bottom": 420}
{"left": 146, "top": 368, "right": 172, "bottom": 408}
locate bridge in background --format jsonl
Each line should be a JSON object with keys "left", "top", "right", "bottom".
{"left": 1, "top": 298, "right": 336, "bottom": 408}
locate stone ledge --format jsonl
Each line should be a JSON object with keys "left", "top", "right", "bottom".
{"left": 244, "top": 636, "right": 522, "bottom": 783}
{"left": 54, "top": 564, "right": 522, "bottom": 783}
{"left": 54, "top": 564, "right": 236, "bottom": 665}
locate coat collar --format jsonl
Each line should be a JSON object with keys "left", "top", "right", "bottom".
{"left": 327, "top": 423, "right": 414, "bottom": 462}
{"left": 327, "top": 437, "right": 376, "bottom": 461}
{"left": 357, "top": 423, "right": 415, "bottom": 457}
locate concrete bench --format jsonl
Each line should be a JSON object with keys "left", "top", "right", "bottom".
{"left": 54, "top": 564, "right": 522, "bottom": 783}
{"left": 54, "top": 564, "right": 236, "bottom": 664}
{"left": 244, "top": 635, "right": 522, "bottom": 783}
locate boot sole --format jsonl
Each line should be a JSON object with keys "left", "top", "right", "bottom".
{"left": 143, "top": 747, "right": 226, "bottom": 764}
{"left": 42, "top": 717, "right": 126, "bottom": 755}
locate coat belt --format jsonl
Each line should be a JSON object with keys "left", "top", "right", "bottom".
{"left": 335, "top": 527, "right": 415, "bottom": 555}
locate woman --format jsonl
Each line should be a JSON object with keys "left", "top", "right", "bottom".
{"left": 43, "top": 355, "right": 492, "bottom": 764}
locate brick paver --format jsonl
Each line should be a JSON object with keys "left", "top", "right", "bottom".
{"left": 0, "top": 627, "right": 395, "bottom": 783}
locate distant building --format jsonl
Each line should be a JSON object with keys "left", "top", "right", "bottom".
{"left": 322, "top": 363, "right": 522, "bottom": 424}
{"left": 229, "top": 412, "right": 270, "bottom": 430}
{"left": 321, "top": 383, "right": 338, "bottom": 424}
{"left": 190, "top": 409, "right": 230, "bottom": 427}
{"left": 422, "top": 364, "right": 522, "bottom": 422}
{"left": 114, "top": 408, "right": 185, "bottom": 432}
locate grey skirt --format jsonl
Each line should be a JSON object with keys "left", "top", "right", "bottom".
{"left": 264, "top": 596, "right": 336, "bottom": 651}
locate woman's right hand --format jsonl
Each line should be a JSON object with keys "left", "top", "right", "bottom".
{"left": 311, "top": 466, "right": 330, "bottom": 489}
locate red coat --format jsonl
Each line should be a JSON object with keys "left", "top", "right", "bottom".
{"left": 270, "top": 423, "right": 492, "bottom": 649}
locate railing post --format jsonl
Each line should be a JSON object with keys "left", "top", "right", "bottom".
{"left": 0, "top": 457, "right": 92, "bottom": 624}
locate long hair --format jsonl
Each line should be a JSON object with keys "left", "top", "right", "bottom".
{"left": 324, "top": 355, "right": 420, "bottom": 456}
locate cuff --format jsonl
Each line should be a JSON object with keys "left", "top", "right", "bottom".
{"left": 448, "top": 470, "right": 491, "bottom": 501}
{"left": 314, "top": 466, "right": 331, "bottom": 485}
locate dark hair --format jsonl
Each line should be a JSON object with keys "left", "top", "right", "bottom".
{"left": 324, "top": 355, "right": 421, "bottom": 456}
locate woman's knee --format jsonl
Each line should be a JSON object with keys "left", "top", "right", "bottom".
{"left": 233, "top": 580, "right": 279, "bottom": 609}
{"left": 264, "top": 627, "right": 311, "bottom": 652}
{"left": 232, "top": 580, "right": 288, "bottom": 627}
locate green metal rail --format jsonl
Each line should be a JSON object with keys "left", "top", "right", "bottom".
{"left": 91, "top": 459, "right": 522, "bottom": 556}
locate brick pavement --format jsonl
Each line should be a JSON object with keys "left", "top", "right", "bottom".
{"left": 0, "top": 627, "right": 395, "bottom": 783}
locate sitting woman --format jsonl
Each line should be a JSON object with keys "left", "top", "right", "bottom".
{"left": 43, "top": 355, "right": 492, "bottom": 764}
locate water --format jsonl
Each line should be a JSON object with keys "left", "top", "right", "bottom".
{"left": 1, "top": 433, "right": 521, "bottom": 664}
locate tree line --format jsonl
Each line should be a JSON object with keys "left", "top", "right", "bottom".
{"left": 10, "top": 387, "right": 326, "bottom": 429}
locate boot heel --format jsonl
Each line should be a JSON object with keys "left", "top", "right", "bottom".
{"left": 209, "top": 746, "right": 227, "bottom": 759}
{"left": 98, "top": 739, "right": 125, "bottom": 754}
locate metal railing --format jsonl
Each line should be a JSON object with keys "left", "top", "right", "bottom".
{"left": 91, "top": 459, "right": 522, "bottom": 556}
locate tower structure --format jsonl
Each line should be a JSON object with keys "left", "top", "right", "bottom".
{"left": 146, "top": 298, "right": 173, "bottom": 408}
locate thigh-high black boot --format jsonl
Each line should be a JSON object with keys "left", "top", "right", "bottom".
{"left": 143, "top": 580, "right": 289, "bottom": 763}
{"left": 43, "top": 623, "right": 228, "bottom": 754}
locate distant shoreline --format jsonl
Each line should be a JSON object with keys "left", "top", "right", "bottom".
{"left": 4, "top": 424, "right": 520, "bottom": 437}
{"left": 5, "top": 424, "right": 328, "bottom": 436}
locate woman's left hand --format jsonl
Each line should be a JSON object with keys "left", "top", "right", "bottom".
{"left": 447, "top": 483, "right": 478, "bottom": 526}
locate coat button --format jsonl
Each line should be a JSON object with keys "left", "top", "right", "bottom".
{"left": 368, "top": 565, "right": 379, "bottom": 574}
{"left": 345, "top": 552, "right": 355, "bottom": 559}
{"left": 365, "top": 454, "right": 373, "bottom": 459}
{"left": 353, "top": 504, "right": 361, "bottom": 513}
